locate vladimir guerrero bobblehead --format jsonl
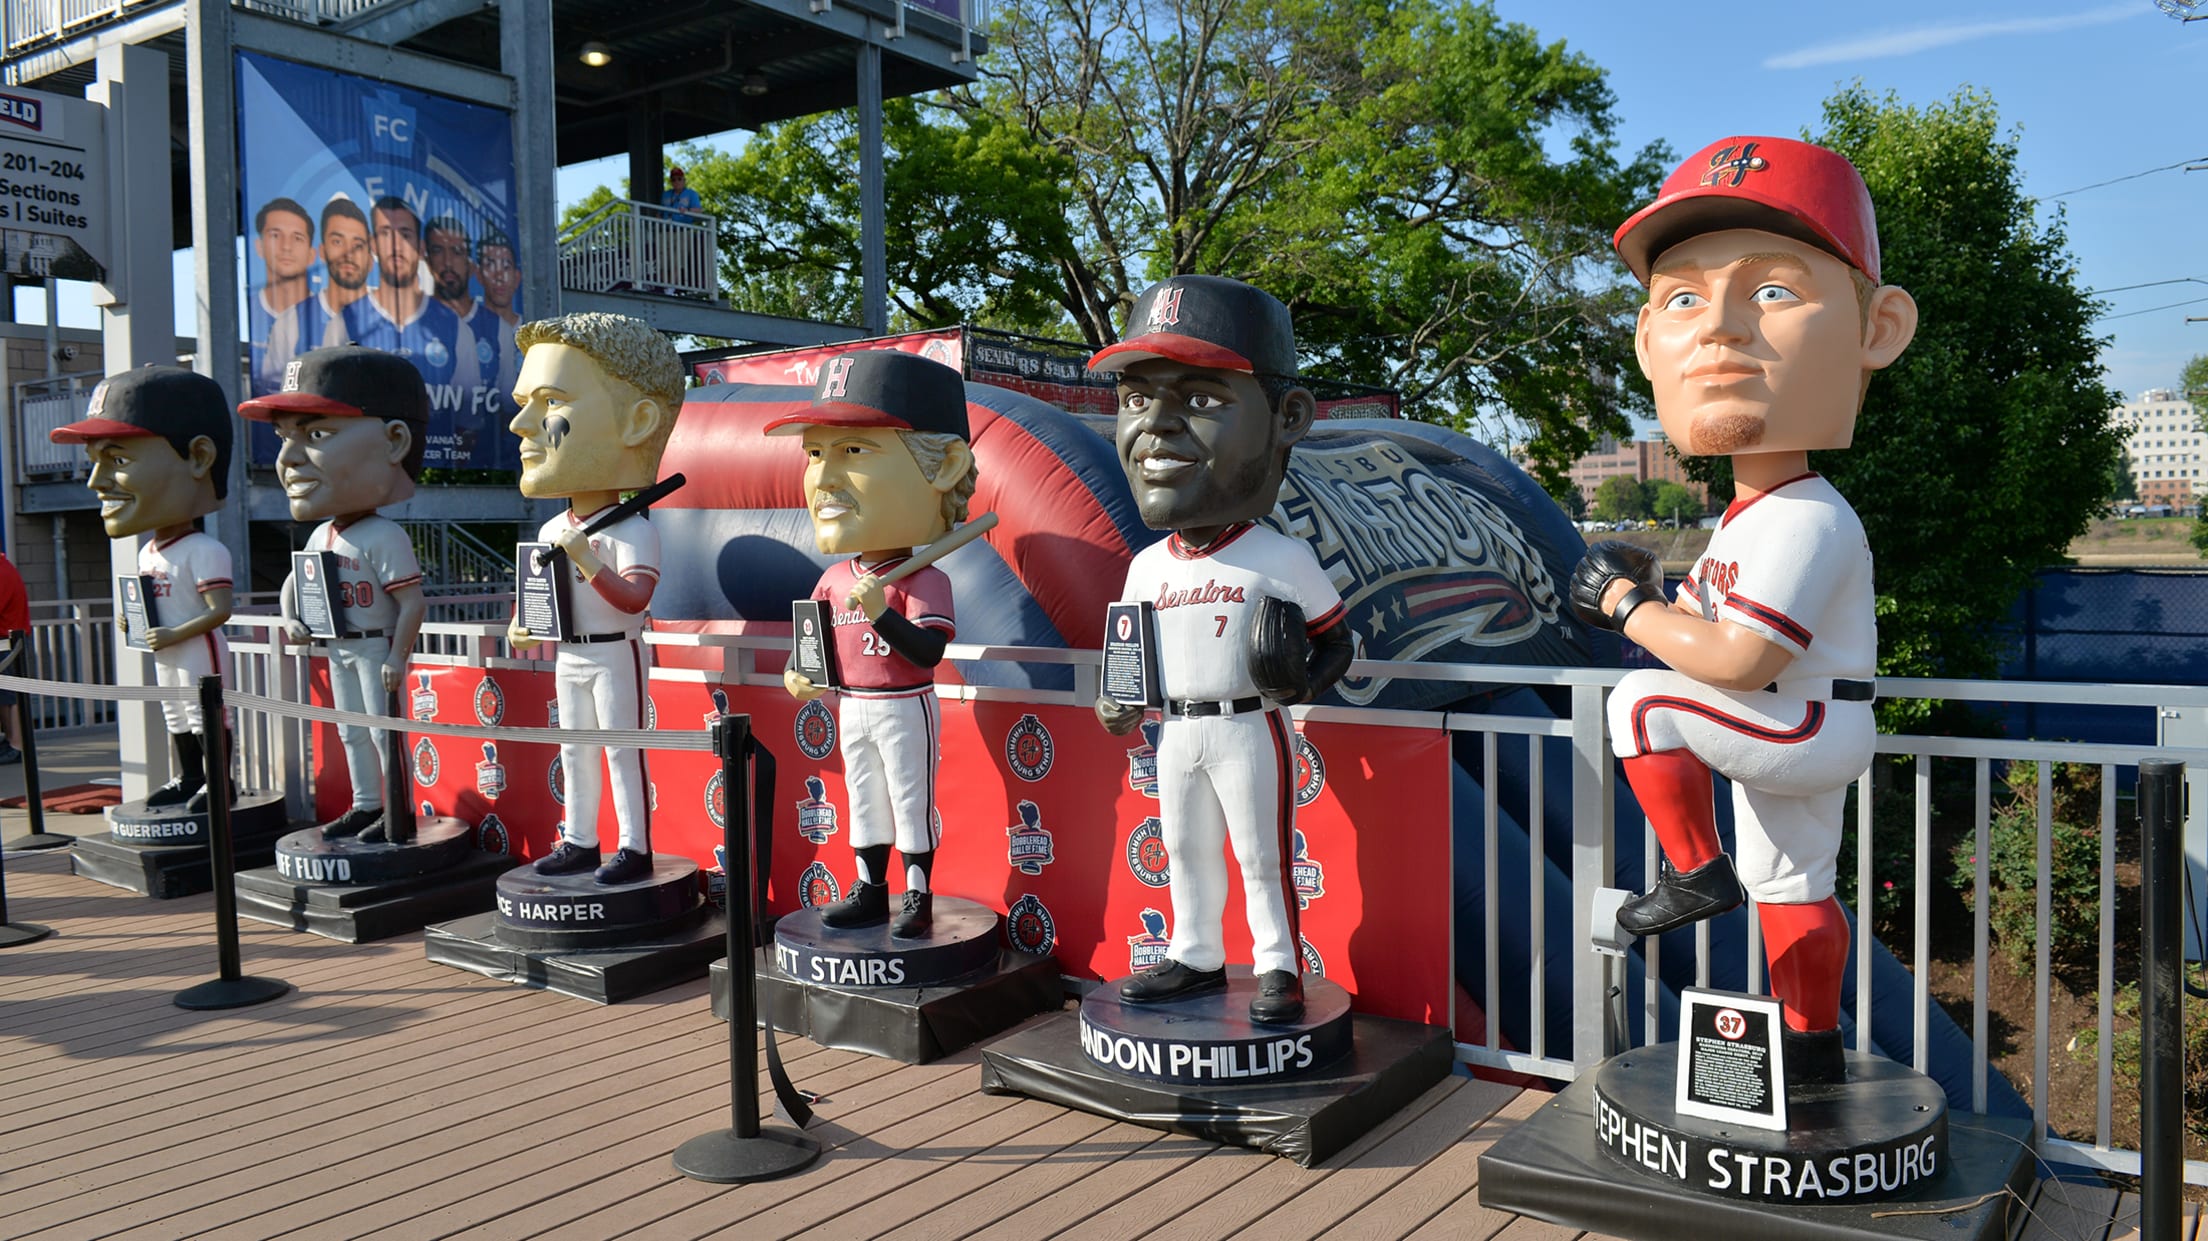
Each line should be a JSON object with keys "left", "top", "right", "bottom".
{"left": 242, "top": 347, "right": 430, "bottom": 844}
{"left": 776, "top": 350, "right": 979, "bottom": 941}
{"left": 1576, "top": 137, "right": 1918, "bottom": 1086}
{"left": 1092, "top": 276, "right": 1356, "bottom": 1026}
{"left": 504, "top": 313, "right": 686, "bottom": 886}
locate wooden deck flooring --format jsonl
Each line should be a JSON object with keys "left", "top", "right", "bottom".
{"left": 0, "top": 842, "right": 2181, "bottom": 1241}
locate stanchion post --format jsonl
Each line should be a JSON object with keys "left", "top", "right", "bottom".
{"left": 8, "top": 629, "right": 73, "bottom": 852}
{"left": 174, "top": 675, "right": 289, "bottom": 1010}
{"left": 672, "top": 713, "right": 817, "bottom": 1184}
{"left": 0, "top": 807, "right": 55, "bottom": 947}
{"left": 383, "top": 689, "right": 415, "bottom": 844}
{"left": 2138, "top": 758, "right": 2182, "bottom": 1241}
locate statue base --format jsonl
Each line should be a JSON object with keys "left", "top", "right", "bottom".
{"left": 770, "top": 897, "right": 1004, "bottom": 988}
{"left": 68, "top": 792, "right": 288, "bottom": 898}
{"left": 979, "top": 997, "right": 1452, "bottom": 1167}
{"left": 1477, "top": 1058, "right": 2034, "bottom": 1240}
{"left": 709, "top": 942, "right": 1061, "bottom": 1064}
{"left": 1076, "top": 972, "right": 1355, "bottom": 1086}
{"left": 422, "top": 856, "right": 720, "bottom": 1003}
{"left": 233, "top": 818, "right": 508, "bottom": 943}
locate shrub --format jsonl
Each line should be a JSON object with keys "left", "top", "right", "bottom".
{"left": 2070, "top": 967, "right": 2208, "bottom": 1143}
{"left": 1949, "top": 760, "right": 2105, "bottom": 974}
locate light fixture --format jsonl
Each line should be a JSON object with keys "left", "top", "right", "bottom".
{"left": 579, "top": 41, "right": 613, "bottom": 67}
{"left": 741, "top": 71, "right": 768, "bottom": 97}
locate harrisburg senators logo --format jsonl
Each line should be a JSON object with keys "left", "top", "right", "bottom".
{"left": 644, "top": 695, "right": 658, "bottom": 731}
{"left": 1294, "top": 734, "right": 1326, "bottom": 807}
{"left": 795, "top": 776, "right": 839, "bottom": 844}
{"left": 548, "top": 754, "right": 566, "bottom": 805}
{"left": 820, "top": 355, "right": 855, "bottom": 398}
{"left": 1005, "top": 714, "right": 1054, "bottom": 781}
{"left": 475, "top": 743, "right": 506, "bottom": 799}
{"left": 1701, "top": 141, "right": 1768, "bottom": 188}
{"left": 794, "top": 699, "right": 836, "bottom": 760}
{"left": 1006, "top": 893, "right": 1056, "bottom": 956}
{"left": 1125, "top": 719, "right": 1162, "bottom": 798}
{"left": 1125, "top": 816, "right": 1169, "bottom": 887}
{"left": 1127, "top": 908, "right": 1171, "bottom": 971}
{"left": 473, "top": 677, "right": 506, "bottom": 727}
{"left": 411, "top": 737, "right": 439, "bottom": 786}
{"left": 798, "top": 860, "right": 841, "bottom": 909}
{"left": 1300, "top": 936, "right": 1325, "bottom": 976}
{"left": 1290, "top": 829, "right": 1326, "bottom": 909}
{"left": 411, "top": 671, "right": 438, "bottom": 722}
{"left": 1145, "top": 285, "right": 1184, "bottom": 328}
{"left": 477, "top": 813, "right": 509, "bottom": 855}
{"left": 1005, "top": 800, "right": 1053, "bottom": 875}
{"left": 705, "top": 770, "right": 726, "bottom": 828}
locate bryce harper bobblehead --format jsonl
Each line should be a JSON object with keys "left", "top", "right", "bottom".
{"left": 1091, "top": 276, "right": 1356, "bottom": 1026}
{"left": 1578, "top": 136, "right": 1919, "bottom": 1087}
{"left": 51, "top": 367, "right": 237, "bottom": 811}
{"left": 504, "top": 313, "right": 686, "bottom": 886}
{"left": 241, "top": 347, "right": 430, "bottom": 844}
{"left": 775, "top": 350, "right": 979, "bottom": 941}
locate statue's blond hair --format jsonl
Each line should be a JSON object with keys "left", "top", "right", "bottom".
{"left": 899, "top": 430, "right": 977, "bottom": 530}
{"left": 517, "top": 312, "right": 687, "bottom": 457}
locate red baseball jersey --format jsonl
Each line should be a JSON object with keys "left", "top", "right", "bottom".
{"left": 810, "top": 557, "right": 956, "bottom": 695}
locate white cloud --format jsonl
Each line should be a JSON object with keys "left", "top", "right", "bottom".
{"left": 1764, "top": 2, "right": 2143, "bottom": 70}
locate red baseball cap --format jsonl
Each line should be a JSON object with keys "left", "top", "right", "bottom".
{"left": 1613, "top": 136, "right": 1881, "bottom": 285}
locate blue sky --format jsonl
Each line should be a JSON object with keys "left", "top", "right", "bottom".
{"left": 21, "top": 2, "right": 2206, "bottom": 405}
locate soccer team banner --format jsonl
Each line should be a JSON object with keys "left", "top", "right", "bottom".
{"left": 234, "top": 51, "right": 521, "bottom": 471}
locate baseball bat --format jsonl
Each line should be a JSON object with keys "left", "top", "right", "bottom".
{"left": 849, "top": 512, "right": 999, "bottom": 601}
{"left": 534, "top": 472, "right": 688, "bottom": 570}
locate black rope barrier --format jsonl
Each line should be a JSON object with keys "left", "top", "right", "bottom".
{"left": 173, "top": 675, "right": 290, "bottom": 1011}
{"left": 7, "top": 630, "right": 71, "bottom": 853}
{"left": 672, "top": 713, "right": 818, "bottom": 1184}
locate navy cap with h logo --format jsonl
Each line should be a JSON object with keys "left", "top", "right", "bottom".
{"left": 236, "top": 345, "right": 429, "bottom": 430}
{"left": 50, "top": 365, "right": 229, "bottom": 446}
{"left": 1086, "top": 274, "right": 1299, "bottom": 378}
{"left": 763, "top": 349, "right": 971, "bottom": 440}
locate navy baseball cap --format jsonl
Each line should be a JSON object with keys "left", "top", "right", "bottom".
{"left": 51, "top": 366, "right": 229, "bottom": 445}
{"left": 763, "top": 349, "right": 971, "bottom": 439}
{"left": 1087, "top": 275, "right": 1298, "bottom": 377}
{"left": 238, "top": 346, "right": 429, "bottom": 428}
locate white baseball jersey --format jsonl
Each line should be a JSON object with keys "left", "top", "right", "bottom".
{"left": 141, "top": 531, "right": 232, "bottom": 735}
{"left": 537, "top": 506, "right": 660, "bottom": 639}
{"left": 308, "top": 514, "right": 424, "bottom": 634}
{"left": 1116, "top": 521, "right": 1348, "bottom": 976}
{"left": 1609, "top": 472, "right": 1877, "bottom": 904}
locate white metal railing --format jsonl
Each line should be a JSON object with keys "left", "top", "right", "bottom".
{"left": 405, "top": 523, "right": 512, "bottom": 594}
{"left": 556, "top": 198, "right": 718, "bottom": 302}
{"left": 13, "top": 372, "right": 98, "bottom": 484}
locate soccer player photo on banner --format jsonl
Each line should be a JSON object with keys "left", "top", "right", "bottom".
{"left": 234, "top": 51, "right": 521, "bottom": 472}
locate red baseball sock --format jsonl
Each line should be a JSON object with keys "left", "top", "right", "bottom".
{"left": 1621, "top": 750, "right": 1721, "bottom": 873}
{"left": 1761, "top": 896, "right": 1850, "bottom": 1032}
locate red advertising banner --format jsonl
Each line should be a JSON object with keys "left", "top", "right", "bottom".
{"left": 692, "top": 328, "right": 963, "bottom": 388}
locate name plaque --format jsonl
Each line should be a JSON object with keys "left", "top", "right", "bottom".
{"left": 1102, "top": 602, "right": 1162, "bottom": 709}
{"left": 790, "top": 599, "right": 839, "bottom": 690}
{"left": 292, "top": 551, "right": 342, "bottom": 639}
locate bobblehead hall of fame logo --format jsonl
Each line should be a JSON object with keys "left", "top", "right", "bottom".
{"left": 473, "top": 676, "right": 506, "bottom": 727}
{"left": 1007, "top": 893, "right": 1056, "bottom": 956}
{"left": 411, "top": 737, "right": 439, "bottom": 786}
{"left": 1125, "top": 816, "right": 1169, "bottom": 887}
{"left": 1124, "top": 719, "right": 1162, "bottom": 798}
{"left": 1127, "top": 907, "right": 1171, "bottom": 972}
{"left": 798, "top": 861, "right": 841, "bottom": 909}
{"left": 1294, "top": 735, "right": 1326, "bottom": 807}
{"left": 1005, "top": 714, "right": 1054, "bottom": 782}
{"left": 1005, "top": 800, "right": 1053, "bottom": 875}
{"left": 795, "top": 776, "right": 839, "bottom": 845}
{"left": 411, "top": 671, "right": 439, "bottom": 722}
{"left": 1290, "top": 829, "right": 1327, "bottom": 909}
{"left": 475, "top": 743, "right": 506, "bottom": 800}
{"left": 794, "top": 699, "right": 836, "bottom": 761}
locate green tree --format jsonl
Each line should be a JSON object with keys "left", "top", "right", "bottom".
{"left": 2108, "top": 448, "right": 2137, "bottom": 504}
{"left": 2181, "top": 354, "right": 2208, "bottom": 412}
{"left": 1648, "top": 480, "right": 1697, "bottom": 525}
{"left": 1591, "top": 474, "right": 1648, "bottom": 523}
{"left": 1808, "top": 87, "right": 2120, "bottom": 727}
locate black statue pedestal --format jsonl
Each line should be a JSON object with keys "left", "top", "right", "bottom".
{"left": 1477, "top": 1046, "right": 2035, "bottom": 1240}
{"left": 234, "top": 816, "right": 508, "bottom": 942}
{"left": 422, "top": 854, "right": 723, "bottom": 1003}
{"left": 706, "top": 897, "right": 1059, "bottom": 1063}
{"left": 69, "top": 792, "right": 287, "bottom": 898}
{"left": 980, "top": 973, "right": 1453, "bottom": 1167}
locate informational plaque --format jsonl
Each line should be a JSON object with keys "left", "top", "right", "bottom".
{"left": 292, "top": 550, "right": 342, "bottom": 639}
{"left": 790, "top": 599, "right": 838, "bottom": 690}
{"left": 0, "top": 87, "right": 108, "bottom": 282}
{"left": 1675, "top": 987, "right": 1787, "bottom": 1131}
{"left": 1102, "top": 602, "right": 1162, "bottom": 709}
{"left": 515, "top": 542, "right": 570, "bottom": 642}
{"left": 117, "top": 574, "right": 155, "bottom": 651}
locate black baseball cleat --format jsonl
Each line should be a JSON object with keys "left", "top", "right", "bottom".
{"left": 1615, "top": 855, "right": 1746, "bottom": 937}
{"left": 356, "top": 817, "right": 394, "bottom": 844}
{"left": 532, "top": 841, "right": 601, "bottom": 876}
{"left": 317, "top": 806, "right": 382, "bottom": 840}
{"left": 1783, "top": 1026, "right": 1847, "bottom": 1090}
{"left": 1249, "top": 969, "right": 1306, "bottom": 1024}
{"left": 1119, "top": 959, "right": 1228, "bottom": 1004}
{"left": 144, "top": 776, "right": 200, "bottom": 809}
{"left": 594, "top": 848, "right": 653, "bottom": 885}
{"left": 820, "top": 879, "right": 890, "bottom": 929}
{"left": 147, "top": 732, "right": 205, "bottom": 808}
{"left": 890, "top": 890, "right": 934, "bottom": 940}
{"left": 183, "top": 777, "right": 230, "bottom": 815}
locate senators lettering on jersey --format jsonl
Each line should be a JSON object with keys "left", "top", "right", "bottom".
{"left": 812, "top": 557, "right": 956, "bottom": 695}
{"left": 1156, "top": 578, "right": 1248, "bottom": 609}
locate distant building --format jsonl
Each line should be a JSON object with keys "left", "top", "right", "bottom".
{"left": 1566, "top": 433, "right": 1709, "bottom": 513}
{"left": 2115, "top": 389, "right": 2204, "bottom": 513}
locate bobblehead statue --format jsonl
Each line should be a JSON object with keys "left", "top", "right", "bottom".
{"left": 241, "top": 347, "right": 428, "bottom": 844}
{"left": 505, "top": 313, "right": 684, "bottom": 887}
{"left": 1578, "top": 137, "right": 1917, "bottom": 1088}
{"left": 52, "top": 368, "right": 237, "bottom": 811}
{"left": 1092, "top": 276, "right": 1355, "bottom": 1027}
{"left": 774, "top": 350, "right": 976, "bottom": 942}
